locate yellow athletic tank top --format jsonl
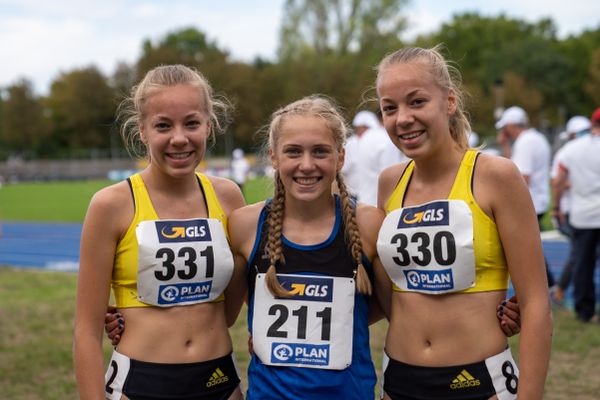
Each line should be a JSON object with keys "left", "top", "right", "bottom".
{"left": 112, "top": 172, "right": 228, "bottom": 308}
{"left": 384, "top": 150, "right": 509, "bottom": 293}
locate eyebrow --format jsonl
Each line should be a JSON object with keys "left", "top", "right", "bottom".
{"left": 381, "top": 88, "right": 428, "bottom": 101}
{"left": 153, "top": 111, "right": 204, "bottom": 119}
{"left": 282, "top": 143, "right": 334, "bottom": 148}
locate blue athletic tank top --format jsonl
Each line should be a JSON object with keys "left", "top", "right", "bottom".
{"left": 245, "top": 195, "right": 376, "bottom": 400}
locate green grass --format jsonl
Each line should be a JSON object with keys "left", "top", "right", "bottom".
{"left": 242, "top": 176, "right": 274, "bottom": 205}
{"left": 0, "top": 268, "right": 82, "bottom": 399}
{"left": 0, "top": 180, "right": 111, "bottom": 222}
{"left": 1, "top": 267, "right": 599, "bottom": 399}
{"left": 0, "top": 177, "right": 274, "bottom": 223}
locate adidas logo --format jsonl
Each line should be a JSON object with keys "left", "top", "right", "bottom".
{"left": 206, "top": 367, "right": 229, "bottom": 387}
{"left": 449, "top": 369, "right": 481, "bottom": 389}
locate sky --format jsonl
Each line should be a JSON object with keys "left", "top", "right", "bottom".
{"left": 1, "top": 0, "right": 598, "bottom": 95}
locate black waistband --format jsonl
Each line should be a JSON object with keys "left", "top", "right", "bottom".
{"left": 383, "top": 354, "right": 496, "bottom": 400}
{"left": 123, "top": 353, "right": 240, "bottom": 400}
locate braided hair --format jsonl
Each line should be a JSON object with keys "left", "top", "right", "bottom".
{"left": 264, "top": 95, "right": 372, "bottom": 297}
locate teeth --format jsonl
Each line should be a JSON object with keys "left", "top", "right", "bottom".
{"left": 401, "top": 131, "right": 422, "bottom": 140}
{"left": 169, "top": 152, "right": 192, "bottom": 159}
{"left": 295, "top": 177, "right": 319, "bottom": 185}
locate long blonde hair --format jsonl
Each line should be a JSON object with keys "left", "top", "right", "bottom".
{"left": 377, "top": 45, "right": 471, "bottom": 149}
{"left": 264, "top": 95, "right": 372, "bottom": 297}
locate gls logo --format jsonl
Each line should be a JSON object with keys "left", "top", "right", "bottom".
{"left": 279, "top": 276, "right": 333, "bottom": 302}
{"left": 398, "top": 201, "right": 449, "bottom": 228}
{"left": 156, "top": 219, "right": 212, "bottom": 243}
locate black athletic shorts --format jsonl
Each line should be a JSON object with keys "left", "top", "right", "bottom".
{"left": 382, "top": 348, "right": 518, "bottom": 400}
{"left": 105, "top": 350, "right": 241, "bottom": 400}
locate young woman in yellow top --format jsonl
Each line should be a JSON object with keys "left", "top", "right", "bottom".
{"left": 375, "top": 46, "right": 552, "bottom": 399}
{"left": 74, "top": 65, "right": 246, "bottom": 400}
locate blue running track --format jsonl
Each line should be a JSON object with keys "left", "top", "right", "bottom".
{"left": 0, "top": 222, "right": 81, "bottom": 271}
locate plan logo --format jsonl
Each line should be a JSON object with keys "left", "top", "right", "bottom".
{"left": 398, "top": 201, "right": 449, "bottom": 228}
{"left": 156, "top": 219, "right": 212, "bottom": 243}
{"left": 158, "top": 281, "right": 212, "bottom": 304}
{"left": 279, "top": 276, "right": 333, "bottom": 302}
{"left": 271, "top": 342, "right": 329, "bottom": 366}
{"left": 404, "top": 269, "right": 454, "bottom": 292}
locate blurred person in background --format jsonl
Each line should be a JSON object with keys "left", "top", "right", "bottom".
{"left": 554, "top": 107, "right": 600, "bottom": 322}
{"left": 342, "top": 110, "right": 405, "bottom": 206}
{"left": 468, "top": 130, "right": 480, "bottom": 148}
{"left": 550, "top": 115, "right": 591, "bottom": 304}
{"left": 496, "top": 105, "right": 555, "bottom": 288}
{"left": 231, "top": 147, "right": 251, "bottom": 193}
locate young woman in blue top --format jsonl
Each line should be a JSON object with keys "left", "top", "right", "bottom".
{"left": 228, "top": 95, "right": 386, "bottom": 399}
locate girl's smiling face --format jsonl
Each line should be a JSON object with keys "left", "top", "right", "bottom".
{"left": 377, "top": 61, "right": 457, "bottom": 159}
{"left": 271, "top": 114, "right": 344, "bottom": 203}
{"left": 140, "top": 84, "right": 210, "bottom": 178}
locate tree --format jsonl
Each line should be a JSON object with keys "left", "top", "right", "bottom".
{"left": 271, "top": 0, "right": 410, "bottom": 130}
{"left": 111, "top": 61, "right": 137, "bottom": 101}
{"left": 415, "top": 13, "right": 577, "bottom": 134}
{"left": 278, "top": 0, "right": 408, "bottom": 60}
{"left": 0, "top": 79, "right": 49, "bottom": 155}
{"left": 561, "top": 26, "right": 600, "bottom": 114}
{"left": 136, "top": 27, "right": 229, "bottom": 79}
{"left": 134, "top": 27, "right": 260, "bottom": 155}
{"left": 586, "top": 48, "right": 600, "bottom": 105}
{"left": 45, "top": 67, "right": 116, "bottom": 154}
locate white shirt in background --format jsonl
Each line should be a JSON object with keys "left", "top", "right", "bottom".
{"left": 511, "top": 128, "right": 551, "bottom": 214}
{"left": 350, "top": 127, "right": 404, "bottom": 206}
{"left": 558, "top": 135, "right": 600, "bottom": 228}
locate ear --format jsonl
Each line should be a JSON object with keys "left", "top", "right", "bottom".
{"left": 139, "top": 124, "right": 148, "bottom": 145}
{"left": 447, "top": 89, "right": 457, "bottom": 116}
{"left": 269, "top": 148, "right": 278, "bottom": 170}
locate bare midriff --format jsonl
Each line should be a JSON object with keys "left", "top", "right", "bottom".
{"left": 385, "top": 290, "right": 507, "bottom": 366}
{"left": 116, "top": 301, "right": 232, "bottom": 363}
